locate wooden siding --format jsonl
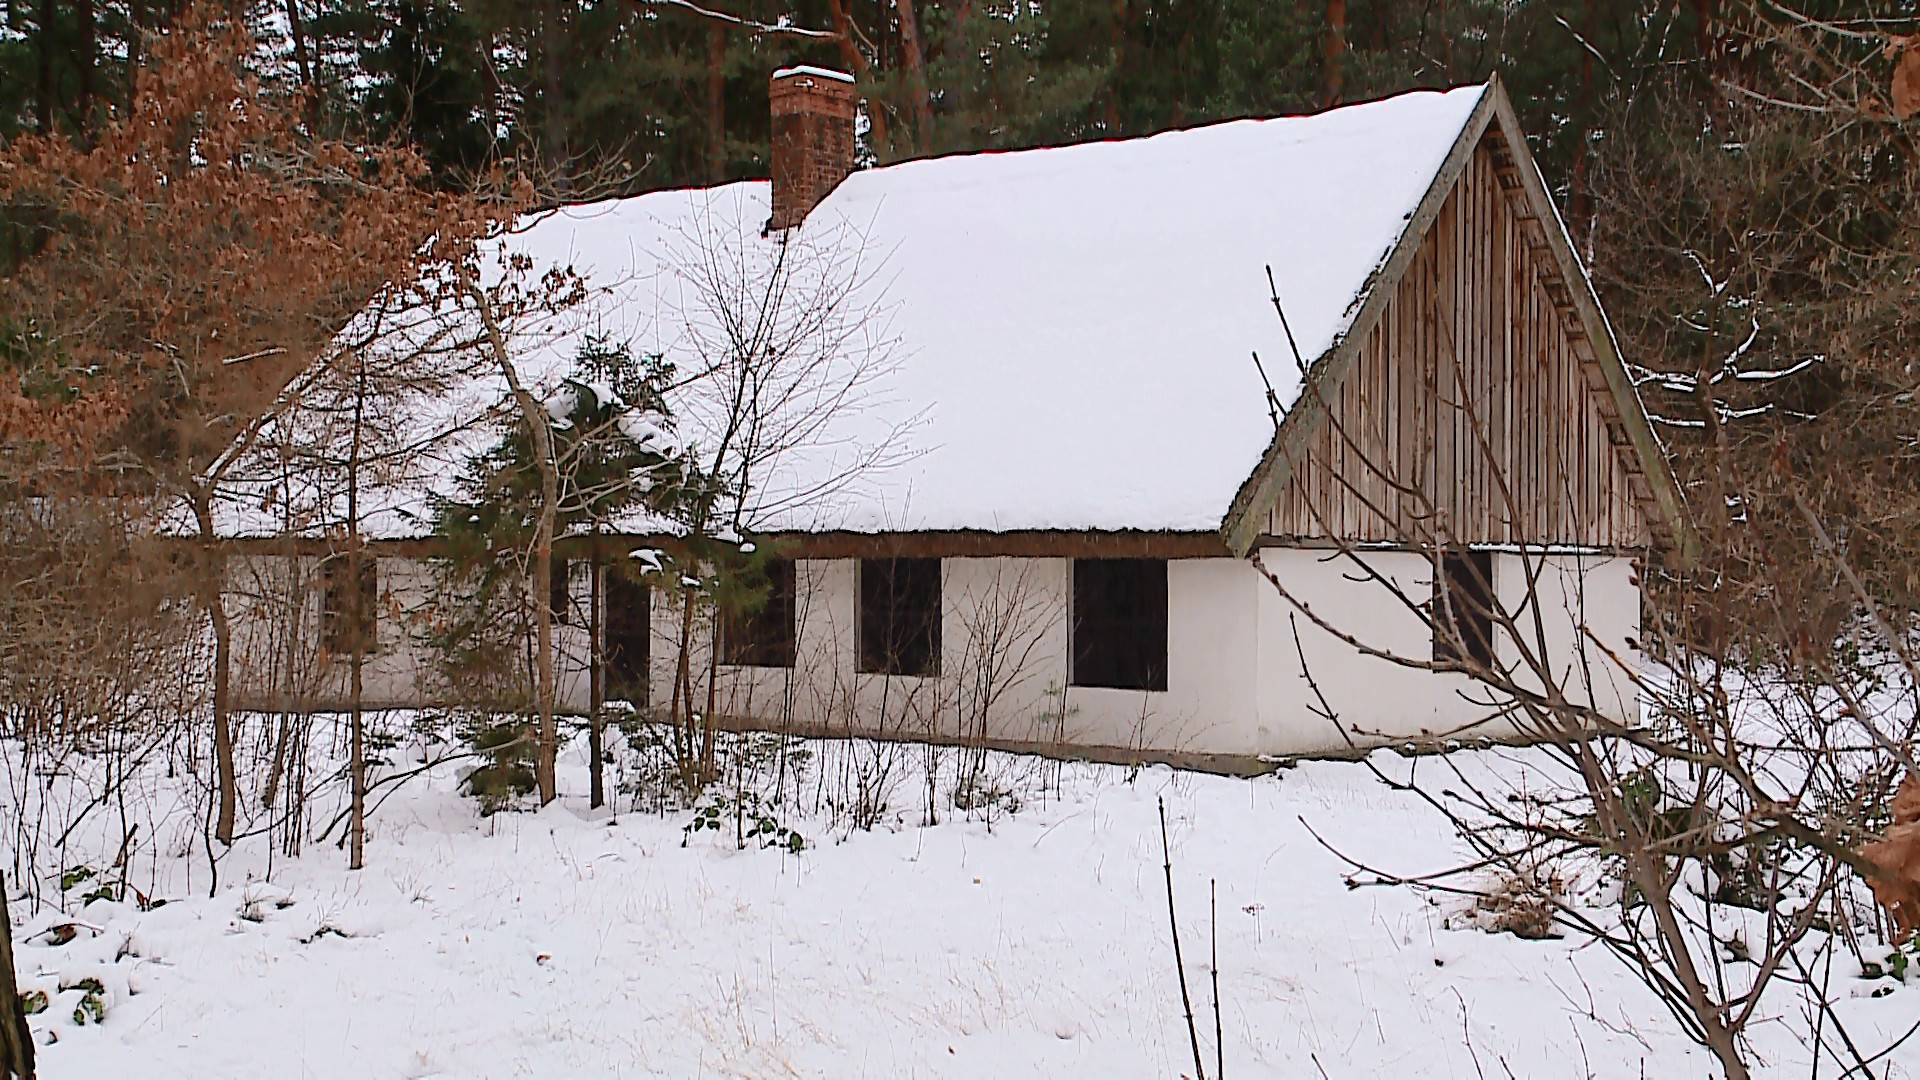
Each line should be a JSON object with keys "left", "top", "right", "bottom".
{"left": 1267, "top": 139, "right": 1653, "bottom": 549}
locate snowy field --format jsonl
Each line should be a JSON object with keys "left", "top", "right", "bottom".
{"left": 9, "top": 732, "right": 1919, "bottom": 1079}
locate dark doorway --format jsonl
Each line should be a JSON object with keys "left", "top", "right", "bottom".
{"left": 605, "top": 571, "right": 650, "bottom": 704}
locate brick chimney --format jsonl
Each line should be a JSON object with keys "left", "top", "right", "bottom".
{"left": 769, "top": 66, "right": 857, "bottom": 230}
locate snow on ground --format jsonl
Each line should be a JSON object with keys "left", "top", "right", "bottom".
{"left": 10, "top": 734, "right": 1919, "bottom": 1079}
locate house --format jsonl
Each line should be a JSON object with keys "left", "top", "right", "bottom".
{"left": 218, "top": 68, "right": 1689, "bottom": 766}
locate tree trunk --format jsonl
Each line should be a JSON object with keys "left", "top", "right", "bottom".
{"left": 126, "top": 0, "right": 143, "bottom": 116}
{"left": 542, "top": 0, "right": 568, "bottom": 186}
{"left": 34, "top": 0, "right": 54, "bottom": 135}
{"left": 467, "top": 276, "right": 561, "bottom": 806}
{"left": 1323, "top": 0, "right": 1346, "bottom": 106}
{"left": 0, "top": 871, "right": 34, "bottom": 1080}
{"left": 589, "top": 557, "right": 605, "bottom": 809}
{"left": 1629, "top": 851, "right": 1751, "bottom": 1080}
{"left": 262, "top": 715, "right": 290, "bottom": 810}
{"left": 285, "top": 0, "right": 314, "bottom": 91}
{"left": 894, "top": 0, "right": 933, "bottom": 153}
{"left": 76, "top": 0, "right": 95, "bottom": 132}
{"left": 192, "top": 493, "right": 238, "bottom": 847}
{"left": 532, "top": 481, "right": 558, "bottom": 804}
{"left": 826, "top": 0, "right": 888, "bottom": 155}
{"left": 347, "top": 359, "right": 369, "bottom": 870}
{"left": 706, "top": 23, "right": 726, "bottom": 183}
{"left": 347, "top": 545, "right": 366, "bottom": 870}
{"left": 701, "top": 613, "right": 719, "bottom": 777}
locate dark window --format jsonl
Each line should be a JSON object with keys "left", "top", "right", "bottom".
{"left": 605, "top": 571, "right": 650, "bottom": 703}
{"left": 1072, "top": 559, "right": 1168, "bottom": 691}
{"left": 1434, "top": 549, "right": 1496, "bottom": 668}
{"left": 321, "top": 555, "right": 378, "bottom": 654}
{"left": 722, "top": 559, "right": 796, "bottom": 668}
{"left": 550, "top": 558, "right": 571, "bottom": 624}
{"left": 858, "top": 558, "right": 940, "bottom": 676}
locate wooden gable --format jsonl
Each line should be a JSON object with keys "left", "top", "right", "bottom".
{"left": 1228, "top": 82, "right": 1689, "bottom": 558}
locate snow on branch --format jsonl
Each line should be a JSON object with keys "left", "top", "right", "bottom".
{"left": 631, "top": 0, "right": 838, "bottom": 39}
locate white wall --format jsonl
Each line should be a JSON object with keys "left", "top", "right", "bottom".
{"left": 1252, "top": 548, "right": 1640, "bottom": 755}
{"left": 229, "top": 548, "right": 1641, "bottom": 761}
{"left": 649, "top": 558, "right": 1262, "bottom": 756}
{"left": 1494, "top": 552, "right": 1640, "bottom": 724}
{"left": 227, "top": 554, "right": 594, "bottom": 713}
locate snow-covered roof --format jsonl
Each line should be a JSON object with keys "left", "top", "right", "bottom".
{"left": 218, "top": 84, "right": 1488, "bottom": 541}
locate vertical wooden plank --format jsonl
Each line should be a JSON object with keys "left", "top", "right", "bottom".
{"left": 1393, "top": 266, "right": 1412, "bottom": 534}
{"left": 1443, "top": 187, "right": 1451, "bottom": 545}
{"left": 1477, "top": 150, "right": 1493, "bottom": 541}
{"left": 1369, "top": 313, "right": 1385, "bottom": 539}
{"left": 1526, "top": 271, "right": 1542, "bottom": 540}
{"left": 1458, "top": 153, "right": 1474, "bottom": 542}
{"left": 1493, "top": 178, "right": 1512, "bottom": 543}
{"left": 1473, "top": 153, "right": 1491, "bottom": 541}
{"left": 1377, "top": 304, "right": 1391, "bottom": 536}
{"left": 1461, "top": 164, "right": 1475, "bottom": 539}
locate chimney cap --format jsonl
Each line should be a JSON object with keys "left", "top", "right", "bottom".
{"left": 771, "top": 65, "right": 855, "bottom": 84}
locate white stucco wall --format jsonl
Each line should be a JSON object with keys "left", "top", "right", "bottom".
{"left": 227, "top": 554, "right": 594, "bottom": 713}
{"left": 653, "top": 558, "right": 1263, "bottom": 756}
{"left": 1253, "top": 548, "right": 1639, "bottom": 754}
{"left": 230, "top": 548, "right": 1640, "bottom": 761}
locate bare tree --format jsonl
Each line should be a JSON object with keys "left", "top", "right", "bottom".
{"left": 0, "top": 869, "right": 30, "bottom": 1080}
{"left": 460, "top": 264, "right": 581, "bottom": 805}
{"left": 649, "top": 195, "right": 908, "bottom": 786}
{"left": 1250, "top": 255, "right": 1916, "bottom": 1078}
{"left": 0, "top": 7, "right": 498, "bottom": 847}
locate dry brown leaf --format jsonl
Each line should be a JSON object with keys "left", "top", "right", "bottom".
{"left": 1863, "top": 775, "right": 1920, "bottom": 937}
{"left": 1863, "top": 822, "right": 1920, "bottom": 937}
{"left": 1893, "top": 40, "right": 1920, "bottom": 120}
{"left": 1893, "top": 774, "right": 1920, "bottom": 825}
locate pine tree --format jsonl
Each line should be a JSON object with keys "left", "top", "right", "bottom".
{"left": 427, "top": 337, "right": 681, "bottom": 812}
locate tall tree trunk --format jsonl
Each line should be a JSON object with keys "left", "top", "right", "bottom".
{"left": 1324, "top": 0, "right": 1346, "bottom": 106}
{"left": 285, "top": 0, "right": 314, "bottom": 92}
{"left": 894, "top": 0, "right": 933, "bottom": 153}
{"left": 706, "top": 23, "right": 726, "bottom": 183}
{"left": 192, "top": 492, "right": 238, "bottom": 847}
{"left": 542, "top": 0, "right": 568, "bottom": 186}
{"left": 826, "top": 0, "right": 888, "bottom": 155}
{"left": 35, "top": 0, "right": 55, "bottom": 135}
{"left": 0, "top": 871, "right": 34, "bottom": 1080}
{"left": 347, "top": 552, "right": 366, "bottom": 869}
{"left": 76, "top": 0, "right": 95, "bottom": 133}
{"left": 588, "top": 556, "right": 605, "bottom": 809}
{"left": 126, "top": 0, "right": 143, "bottom": 115}
{"left": 532, "top": 478, "right": 557, "bottom": 804}
{"left": 467, "top": 278, "right": 561, "bottom": 805}
{"left": 346, "top": 361, "right": 368, "bottom": 870}
{"left": 701, "top": 614, "right": 719, "bottom": 777}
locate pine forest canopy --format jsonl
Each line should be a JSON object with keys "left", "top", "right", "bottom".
{"left": 0, "top": 0, "right": 1754, "bottom": 201}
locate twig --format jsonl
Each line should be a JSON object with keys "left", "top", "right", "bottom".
{"left": 1159, "top": 797, "right": 1207, "bottom": 1080}
{"left": 1211, "top": 877, "right": 1224, "bottom": 1080}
